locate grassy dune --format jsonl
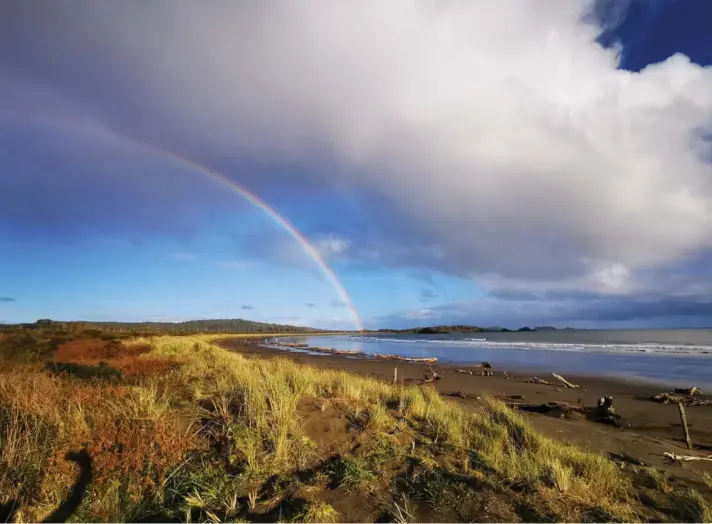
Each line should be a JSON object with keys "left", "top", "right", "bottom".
{"left": 1, "top": 335, "right": 710, "bottom": 522}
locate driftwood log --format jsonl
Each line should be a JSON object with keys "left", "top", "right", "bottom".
{"left": 649, "top": 392, "right": 712, "bottom": 406}
{"left": 552, "top": 373, "right": 580, "bottom": 389}
{"left": 419, "top": 367, "right": 441, "bottom": 385}
{"left": 457, "top": 362, "right": 493, "bottom": 376}
{"left": 526, "top": 377, "right": 554, "bottom": 386}
{"left": 664, "top": 452, "right": 712, "bottom": 463}
{"left": 678, "top": 402, "right": 693, "bottom": 450}
{"left": 514, "top": 396, "right": 626, "bottom": 427}
{"left": 674, "top": 387, "right": 703, "bottom": 396}
{"left": 608, "top": 452, "right": 648, "bottom": 467}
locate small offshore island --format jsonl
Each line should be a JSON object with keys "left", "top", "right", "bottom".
{"left": 375, "top": 324, "right": 577, "bottom": 334}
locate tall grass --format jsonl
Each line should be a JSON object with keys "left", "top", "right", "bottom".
{"left": 142, "top": 336, "right": 636, "bottom": 516}
{"left": 1, "top": 335, "right": 708, "bottom": 522}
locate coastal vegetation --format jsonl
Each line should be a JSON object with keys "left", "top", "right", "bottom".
{"left": 1, "top": 318, "right": 323, "bottom": 337}
{"left": 1, "top": 330, "right": 710, "bottom": 522}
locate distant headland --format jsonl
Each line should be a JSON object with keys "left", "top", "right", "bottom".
{"left": 375, "top": 324, "right": 577, "bottom": 334}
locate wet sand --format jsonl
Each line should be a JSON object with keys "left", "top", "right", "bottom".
{"left": 219, "top": 337, "right": 712, "bottom": 482}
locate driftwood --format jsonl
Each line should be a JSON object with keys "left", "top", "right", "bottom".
{"left": 597, "top": 396, "right": 614, "bottom": 411}
{"left": 552, "top": 373, "right": 580, "bottom": 389}
{"left": 393, "top": 367, "right": 398, "bottom": 386}
{"left": 503, "top": 371, "right": 513, "bottom": 380}
{"left": 419, "top": 369, "right": 441, "bottom": 385}
{"left": 373, "top": 353, "right": 438, "bottom": 364}
{"left": 664, "top": 452, "right": 712, "bottom": 463}
{"left": 515, "top": 396, "right": 626, "bottom": 427}
{"left": 678, "top": 402, "right": 693, "bottom": 450}
{"left": 526, "top": 377, "right": 554, "bottom": 386}
{"left": 608, "top": 452, "right": 648, "bottom": 467}
{"left": 457, "top": 362, "right": 492, "bottom": 375}
{"left": 458, "top": 389, "right": 467, "bottom": 400}
{"left": 674, "top": 387, "right": 703, "bottom": 396}
{"left": 649, "top": 392, "right": 712, "bottom": 406}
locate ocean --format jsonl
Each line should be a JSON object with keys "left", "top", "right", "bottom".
{"left": 277, "top": 329, "right": 712, "bottom": 388}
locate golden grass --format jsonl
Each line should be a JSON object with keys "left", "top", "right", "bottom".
{"left": 1, "top": 334, "right": 709, "bottom": 522}
{"left": 297, "top": 500, "right": 340, "bottom": 523}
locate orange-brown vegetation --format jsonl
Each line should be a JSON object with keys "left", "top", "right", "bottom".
{"left": 2, "top": 335, "right": 711, "bottom": 523}
{"left": 53, "top": 338, "right": 179, "bottom": 377}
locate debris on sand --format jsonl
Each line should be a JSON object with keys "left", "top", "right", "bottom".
{"left": 457, "top": 362, "right": 494, "bottom": 376}
{"left": 373, "top": 353, "right": 438, "bottom": 364}
{"left": 649, "top": 392, "right": 712, "bottom": 406}
{"left": 552, "top": 372, "right": 580, "bottom": 389}
{"left": 419, "top": 367, "right": 441, "bottom": 385}
{"left": 664, "top": 452, "right": 712, "bottom": 463}
{"left": 513, "top": 395, "right": 627, "bottom": 428}
{"left": 674, "top": 386, "right": 703, "bottom": 396}
{"left": 526, "top": 377, "right": 554, "bottom": 386}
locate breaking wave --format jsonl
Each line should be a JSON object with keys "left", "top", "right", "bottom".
{"left": 349, "top": 336, "right": 712, "bottom": 356}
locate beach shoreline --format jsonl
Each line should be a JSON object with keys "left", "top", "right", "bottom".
{"left": 266, "top": 332, "right": 712, "bottom": 390}
{"left": 218, "top": 336, "right": 712, "bottom": 482}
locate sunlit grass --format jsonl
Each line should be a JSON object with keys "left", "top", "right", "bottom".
{"left": 1, "top": 334, "right": 710, "bottom": 522}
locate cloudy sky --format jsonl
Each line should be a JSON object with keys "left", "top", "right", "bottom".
{"left": 1, "top": 0, "right": 711, "bottom": 330}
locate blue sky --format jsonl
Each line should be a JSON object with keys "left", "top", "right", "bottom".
{"left": 1, "top": 0, "right": 712, "bottom": 330}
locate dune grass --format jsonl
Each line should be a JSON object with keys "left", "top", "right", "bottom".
{"left": 1, "top": 335, "right": 709, "bottom": 522}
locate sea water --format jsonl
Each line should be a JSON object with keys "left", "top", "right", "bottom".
{"left": 279, "top": 329, "right": 712, "bottom": 388}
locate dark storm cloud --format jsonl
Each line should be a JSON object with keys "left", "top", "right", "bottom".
{"left": 305, "top": 303, "right": 316, "bottom": 308}
{"left": 565, "top": 297, "right": 712, "bottom": 323}
{"left": 330, "top": 300, "right": 347, "bottom": 308}
{"left": 0, "top": 297, "right": 16, "bottom": 302}
{"left": 241, "top": 305, "right": 255, "bottom": 310}
{"left": 374, "top": 286, "right": 712, "bottom": 330}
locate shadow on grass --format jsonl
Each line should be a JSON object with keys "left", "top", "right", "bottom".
{"left": 0, "top": 450, "right": 93, "bottom": 523}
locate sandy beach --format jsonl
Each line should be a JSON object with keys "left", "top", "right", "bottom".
{"left": 219, "top": 337, "right": 712, "bottom": 482}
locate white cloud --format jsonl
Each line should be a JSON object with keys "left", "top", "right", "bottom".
{"left": 4, "top": 0, "right": 712, "bottom": 294}
{"left": 313, "top": 235, "right": 351, "bottom": 260}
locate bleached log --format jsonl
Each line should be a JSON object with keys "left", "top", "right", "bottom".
{"left": 664, "top": 452, "right": 712, "bottom": 463}
{"left": 526, "top": 377, "right": 554, "bottom": 386}
{"left": 552, "top": 373, "right": 580, "bottom": 389}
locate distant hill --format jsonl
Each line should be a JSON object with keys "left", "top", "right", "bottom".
{"left": 378, "top": 325, "right": 486, "bottom": 334}
{"left": 0, "top": 318, "right": 324, "bottom": 335}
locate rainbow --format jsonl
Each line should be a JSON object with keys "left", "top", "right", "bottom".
{"left": 140, "top": 145, "right": 365, "bottom": 332}
{"left": 2, "top": 113, "right": 364, "bottom": 330}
